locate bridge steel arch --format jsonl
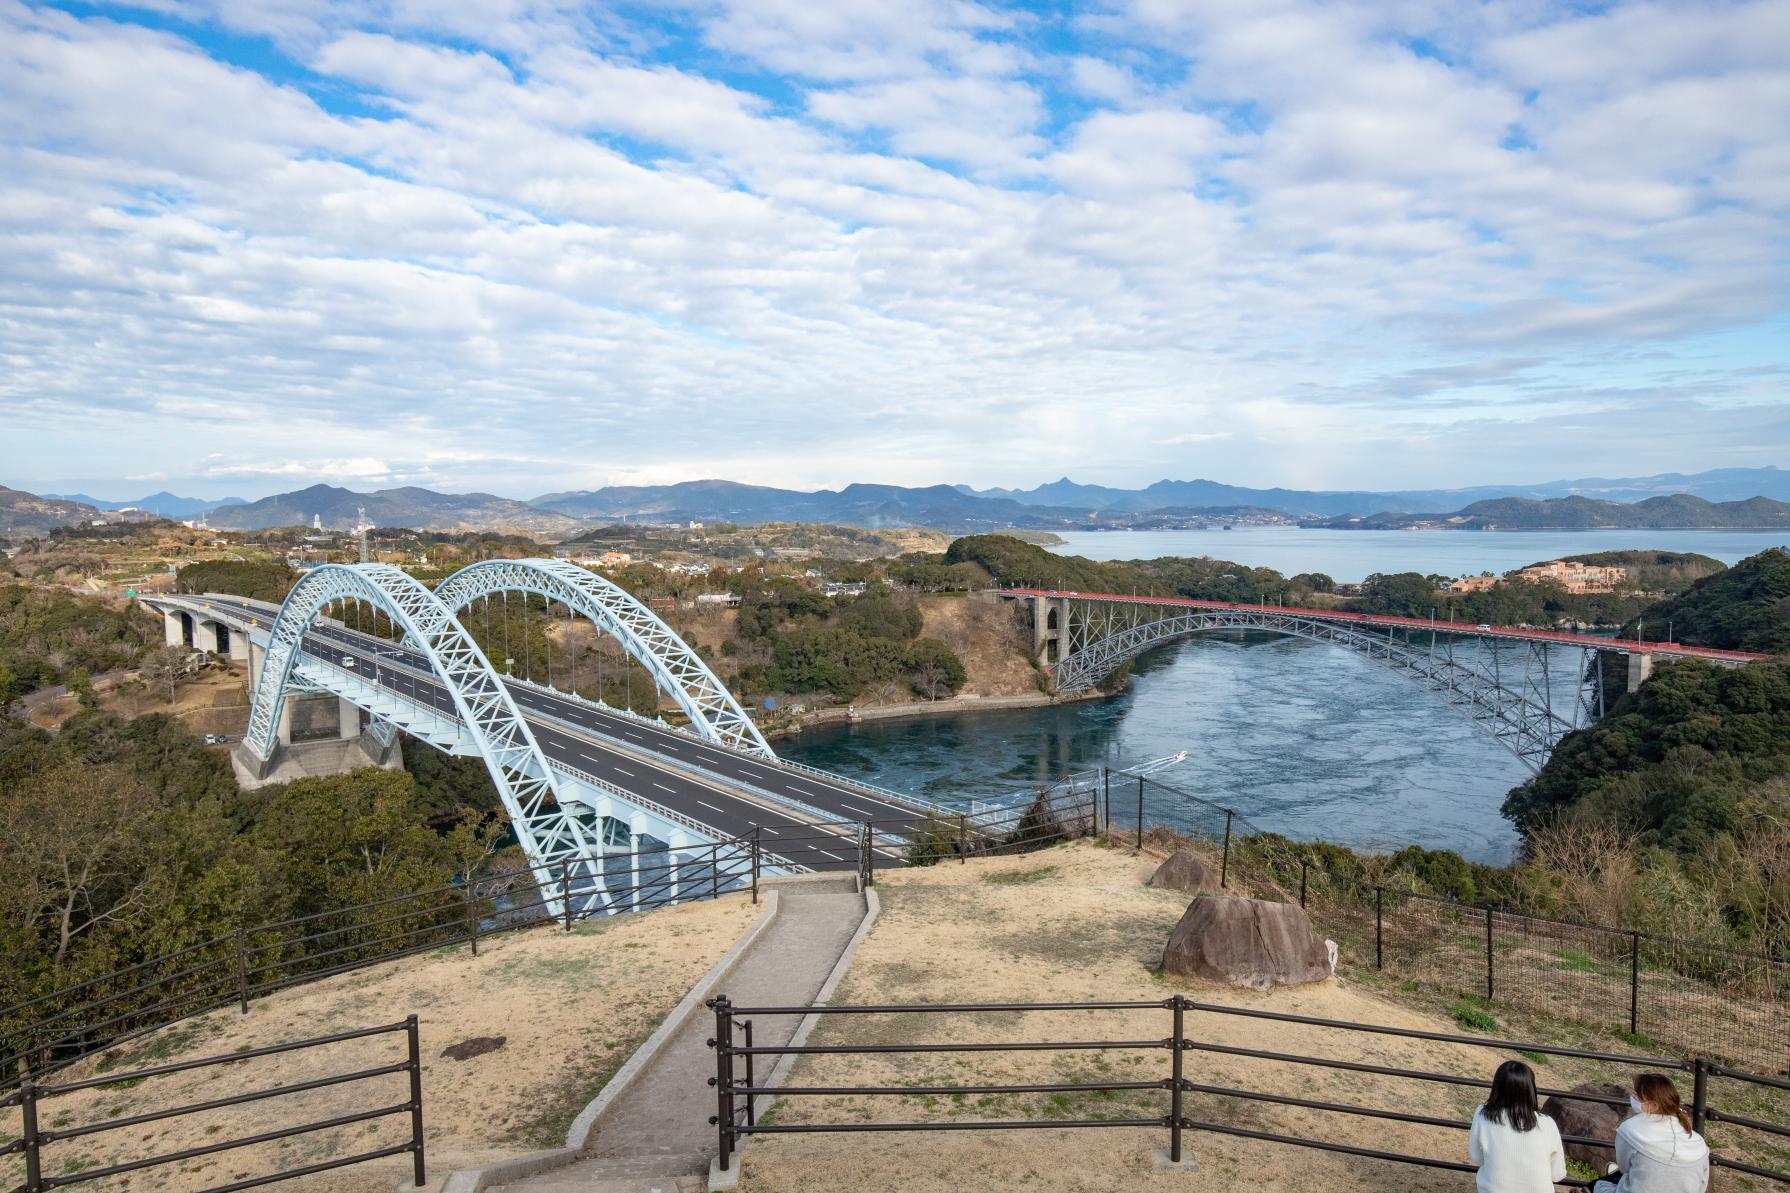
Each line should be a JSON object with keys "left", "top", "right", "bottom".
{"left": 1050, "top": 607, "right": 1590, "bottom": 772}
{"left": 434, "top": 558, "right": 774, "bottom": 758}
{"left": 244, "top": 563, "right": 605, "bottom": 914}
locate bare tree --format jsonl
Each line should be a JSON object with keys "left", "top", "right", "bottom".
{"left": 141, "top": 644, "right": 190, "bottom": 704}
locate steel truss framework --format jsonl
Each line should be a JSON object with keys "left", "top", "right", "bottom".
{"left": 1047, "top": 600, "right": 1606, "bottom": 772}
{"left": 243, "top": 564, "right": 609, "bottom": 916}
{"left": 434, "top": 558, "right": 774, "bottom": 758}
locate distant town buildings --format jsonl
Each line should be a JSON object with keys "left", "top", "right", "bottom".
{"left": 1514, "top": 560, "right": 1628, "bottom": 593}
{"left": 1445, "top": 560, "right": 1628, "bottom": 596}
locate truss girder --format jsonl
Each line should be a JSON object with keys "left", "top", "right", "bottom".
{"left": 243, "top": 564, "right": 607, "bottom": 916}
{"left": 1049, "top": 604, "right": 1592, "bottom": 773}
{"left": 433, "top": 558, "right": 774, "bottom": 759}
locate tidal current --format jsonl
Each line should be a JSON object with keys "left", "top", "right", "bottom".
{"left": 780, "top": 631, "right": 1529, "bottom": 864}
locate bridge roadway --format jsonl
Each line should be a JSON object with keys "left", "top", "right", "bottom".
{"left": 184, "top": 595, "right": 930, "bottom": 871}
{"left": 1006, "top": 589, "right": 1772, "bottom": 663}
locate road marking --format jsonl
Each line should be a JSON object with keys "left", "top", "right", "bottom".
{"left": 652, "top": 782, "right": 676, "bottom": 793}
{"left": 697, "top": 800, "right": 728, "bottom": 815}
{"left": 816, "top": 849, "right": 842, "bottom": 861}
{"left": 613, "top": 766, "right": 634, "bottom": 777}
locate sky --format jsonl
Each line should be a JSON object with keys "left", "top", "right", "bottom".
{"left": 1, "top": 0, "right": 1787, "bottom": 501}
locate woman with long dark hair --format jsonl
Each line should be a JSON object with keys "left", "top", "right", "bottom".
{"left": 1592, "top": 1073, "right": 1710, "bottom": 1193}
{"left": 1469, "top": 1059, "right": 1566, "bottom": 1192}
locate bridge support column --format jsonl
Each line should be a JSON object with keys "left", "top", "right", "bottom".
{"left": 1627, "top": 651, "right": 1654, "bottom": 693}
{"left": 630, "top": 814, "right": 648, "bottom": 911}
{"left": 194, "top": 619, "right": 224, "bottom": 655}
{"left": 248, "top": 641, "right": 267, "bottom": 687}
{"left": 338, "top": 697, "right": 362, "bottom": 740}
{"left": 163, "top": 611, "right": 184, "bottom": 646}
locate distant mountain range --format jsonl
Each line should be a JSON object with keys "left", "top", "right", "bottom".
{"left": 6, "top": 466, "right": 1788, "bottom": 537}
{"left": 204, "top": 484, "right": 588, "bottom": 536}
{"left": 1308, "top": 494, "right": 1790, "bottom": 531}
{"left": 0, "top": 486, "right": 101, "bottom": 535}
{"left": 44, "top": 491, "right": 247, "bottom": 519}
{"left": 957, "top": 466, "right": 1790, "bottom": 517}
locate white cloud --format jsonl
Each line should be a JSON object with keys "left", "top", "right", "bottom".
{"left": 0, "top": 0, "right": 1785, "bottom": 498}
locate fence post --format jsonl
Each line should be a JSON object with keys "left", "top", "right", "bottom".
{"left": 711, "top": 844, "right": 721, "bottom": 901}
{"left": 1102, "top": 767, "right": 1110, "bottom": 836}
{"left": 709, "top": 996, "right": 736, "bottom": 1172}
{"left": 1485, "top": 908, "right": 1495, "bottom": 1002}
{"left": 1220, "top": 810, "right": 1233, "bottom": 889}
{"left": 958, "top": 813, "right": 967, "bottom": 864}
{"left": 1169, "top": 995, "right": 1186, "bottom": 1163}
{"left": 561, "top": 860, "right": 574, "bottom": 931}
{"left": 465, "top": 882, "right": 480, "bottom": 957}
{"left": 234, "top": 927, "right": 250, "bottom": 1015}
{"left": 1299, "top": 859, "right": 1308, "bottom": 908}
{"left": 405, "top": 1014, "right": 427, "bottom": 1189}
{"left": 20, "top": 1079, "right": 42, "bottom": 1193}
{"left": 1375, "top": 887, "right": 1384, "bottom": 970}
{"left": 1628, "top": 931, "right": 1640, "bottom": 1036}
{"left": 1691, "top": 1056, "right": 1708, "bottom": 1134}
{"left": 743, "top": 1019, "right": 756, "bottom": 1127}
{"left": 863, "top": 822, "right": 875, "bottom": 887}
{"left": 751, "top": 829, "right": 761, "bottom": 905}
{"left": 1135, "top": 776, "right": 1145, "bottom": 854}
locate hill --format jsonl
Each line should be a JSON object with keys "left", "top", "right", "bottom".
{"left": 207, "top": 484, "right": 587, "bottom": 536}
{"left": 45, "top": 491, "right": 246, "bottom": 518}
{"left": 1624, "top": 546, "right": 1790, "bottom": 654}
{"left": 0, "top": 486, "right": 100, "bottom": 535}
{"left": 1313, "top": 493, "right": 1790, "bottom": 530}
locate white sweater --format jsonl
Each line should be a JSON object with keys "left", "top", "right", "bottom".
{"left": 1594, "top": 1113, "right": 1710, "bottom": 1193}
{"left": 1469, "top": 1105, "right": 1567, "bottom": 1193}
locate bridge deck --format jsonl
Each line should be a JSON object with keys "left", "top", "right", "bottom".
{"left": 160, "top": 594, "right": 936, "bottom": 873}
{"left": 1004, "top": 588, "right": 1769, "bottom": 662}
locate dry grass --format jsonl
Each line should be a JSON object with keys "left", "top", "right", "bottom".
{"left": 918, "top": 595, "right": 1038, "bottom": 698}
{"left": 1, "top": 893, "right": 760, "bottom": 1193}
{"left": 733, "top": 841, "right": 1789, "bottom": 1192}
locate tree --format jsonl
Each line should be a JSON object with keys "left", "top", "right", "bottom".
{"left": 141, "top": 644, "right": 189, "bottom": 704}
{"left": 0, "top": 759, "right": 158, "bottom": 969}
{"left": 67, "top": 667, "right": 98, "bottom": 711}
{"left": 905, "top": 638, "right": 966, "bottom": 700}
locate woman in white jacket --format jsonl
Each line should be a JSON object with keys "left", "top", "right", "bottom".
{"left": 1469, "top": 1060, "right": 1567, "bottom": 1193}
{"left": 1592, "top": 1073, "right": 1710, "bottom": 1193}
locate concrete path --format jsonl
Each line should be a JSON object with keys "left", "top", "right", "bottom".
{"left": 490, "top": 878, "right": 866, "bottom": 1193}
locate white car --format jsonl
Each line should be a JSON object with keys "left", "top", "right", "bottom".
{"left": 341, "top": 655, "right": 357, "bottom": 667}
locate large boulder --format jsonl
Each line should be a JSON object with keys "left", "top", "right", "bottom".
{"left": 1150, "top": 850, "right": 1219, "bottom": 895}
{"left": 1162, "top": 896, "right": 1332, "bottom": 990}
{"left": 1541, "top": 1083, "right": 1627, "bottom": 1168}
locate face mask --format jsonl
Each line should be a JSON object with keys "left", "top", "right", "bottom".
{"left": 1630, "top": 1095, "right": 1646, "bottom": 1115}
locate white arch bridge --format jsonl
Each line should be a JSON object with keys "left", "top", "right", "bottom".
{"left": 1004, "top": 589, "right": 1769, "bottom": 773}
{"left": 145, "top": 561, "right": 973, "bottom": 918}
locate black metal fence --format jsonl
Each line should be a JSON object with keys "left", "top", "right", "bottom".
{"left": 2, "top": 783, "right": 1097, "bottom": 1090}
{"left": 703, "top": 994, "right": 1790, "bottom": 1187}
{"left": 2, "top": 1016, "right": 425, "bottom": 1193}
{"left": 1109, "top": 771, "right": 1789, "bottom": 1072}
{"left": 0, "top": 836, "right": 761, "bottom": 1085}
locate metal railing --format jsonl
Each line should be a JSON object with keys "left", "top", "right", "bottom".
{"left": 703, "top": 995, "right": 1790, "bottom": 1186}
{"left": 2, "top": 786, "right": 1096, "bottom": 1090}
{"left": 0, "top": 837, "right": 764, "bottom": 1085}
{"left": 1111, "top": 771, "right": 1789, "bottom": 1071}
{"left": 2, "top": 1016, "right": 425, "bottom": 1193}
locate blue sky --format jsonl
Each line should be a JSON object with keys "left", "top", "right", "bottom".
{"left": 1, "top": 0, "right": 1787, "bottom": 500}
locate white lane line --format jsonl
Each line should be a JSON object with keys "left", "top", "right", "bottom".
{"left": 697, "top": 800, "right": 728, "bottom": 815}
{"left": 613, "top": 766, "right": 634, "bottom": 777}
{"left": 816, "top": 849, "right": 842, "bottom": 861}
{"left": 759, "top": 826, "right": 781, "bottom": 836}
{"left": 652, "top": 782, "right": 676, "bottom": 794}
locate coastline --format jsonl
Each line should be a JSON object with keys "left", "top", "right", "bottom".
{"left": 766, "top": 688, "right": 1108, "bottom": 740}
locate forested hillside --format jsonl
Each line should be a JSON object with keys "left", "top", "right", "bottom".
{"left": 1625, "top": 546, "right": 1790, "bottom": 653}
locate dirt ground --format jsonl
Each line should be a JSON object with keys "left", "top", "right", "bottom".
{"left": 3, "top": 893, "right": 761, "bottom": 1193}
{"left": 732, "top": 843, "right": 1639, "bottom": 1193}
{"left": 27, "top": 664, "right": 251, "bottom": 736}
{"left": 917, "top": 593, "right": 1039, "bottom": 698}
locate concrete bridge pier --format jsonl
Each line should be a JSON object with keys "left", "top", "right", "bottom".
{"left": 1627, "top": 650, "right": 1654, "bottom": 693}
{"left": 231, "top": 692, "right": 403, "bottom": 790}
{"left": 1027, "top": 593, "right": 1069, "bottom": 665}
